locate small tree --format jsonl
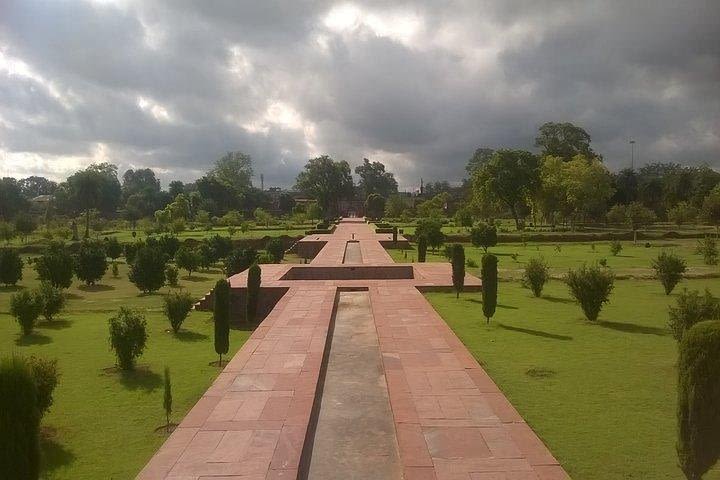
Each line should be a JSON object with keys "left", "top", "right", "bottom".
{"left": 246, "top": 263, "right": 261, "bottom": 322}
{"left": 701, "top": 186, "right": 720, "bottom": 233}
{"left": 36, "top": 282, "right": 65, "bottom": 322}
{"left": 10, "top": 290, "right": 41, "bottom": 336}
{"left": 609, "top": 240, "right": 622, "bottom": 256}
{"left": 213, "top": 279, "right": 230, "bottom": 366}
{"left": 207, "top": 234, "right": 233, "bottom": 263}
{"left": 35, "top": 242, "right": 74, "bottom": 289}
{"left": 651, "top": 251, "right": 687, "bottom": 295}
{"left": 163, "top": 366, "right": 172, "bottom": 432}
{"left": 416, "top": 218, "right": 444, "bottom": 252}
{"left": 165, "top": 264, "right": 179, "bottom": 287}
{"left": 174, "top": 245, "right": 201, "bottom": 278}
{"left": 75, "top": 240, "right": 108, "bottom": 286}
{"left": 104, "top": 237, "right": 123, "bottom": 261}
{"left": 417, "top": 236, "right": 427, "bottom": 263}
{"left": 0, "top": 221, "right": 15, "bottom": 244}
{"left": 164, "top": 291, "right": 194, "bottom": 333}
{"left": 470, "top": 222, "right": 497, "bottom": 252}
{"left": 27, "top": 356, "right": 59, "bottom": 418}
{"left": 481, "top": 254, "right": 498, "bottom": 323}
{"left": 14, "top": 214, "right": 36, "bottom": 242}
{"left": 696, "top": 237, "right": 718, "bottom": 265}
{"left": 224, "top": 248, "right": 258, "bottom": 276}
{"left": 0, "top": 356, "right": 40, "bottom": 479}
{"left": 124, "top": 242, "right": 139, "bottom": 264}
{"left": 128, "top": 246, "right": 166, "bottom": 293}
{"left": 668, "top": 289, "right": 720, "bottom": 342}
{"left": 392, "top": 226, "right": 398, "bottom": 245}
{"left": 524, "top": 257, "right": 550, "bottom": 297}
{"left": 565, "top": 264, "right": 615, "bottom": 322}
{"left": 365, "top": 194, "right": 386, "bottom": 220}
{"left": 677, "top": 320, "right": 720, "bottom": 480}
{"left": 450, "top": 244, "right": 465, "bottom": 298}
{"left": 266, "top": 239, "right": 285, "bottom": 263}
{"left": 111, "top": 261, "right": 119, "bottom": 278}
{"left": 0, "top": 248, "right": 23, "bottom": 286}
{"left": 108, "top": 307, "right": 148, "bottom": 371}
{"left": 254, "top": 207, "right": 273, "bottom": 228}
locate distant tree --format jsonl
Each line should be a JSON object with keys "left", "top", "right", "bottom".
{"left": 609, "top": 240, "right": 623, "bottom": 256}
{"left": 669, "top": 202, "right": 699, "bottom": 226}
{"left": 668, "top": 289, "right": 720, "bottom": 342}
{"left": 416, "top": 193, "right": 447, "bottom": 218}
{"left": 207, "top": 234, "right": 233, "bottom": 262}
{"left": 163, "top": 291, "right": 194, "bottom": 333}
{"left": 677, "top": 321, "right": 720, "bottom": 480}
{"left": 470, "top": 223, "right": 497, "bottom": 252}
{"left": 0, "top": 356, "right": 40, "bottom": 479}
{"left": 607, "top": 202, "right": 656, "bottom": 243}
{"left": 209, "top": 152, "right": 253, "bottom": 191}
{"left": 104, "top": 237, "right": 123, "bottom": 261}
{"left": 35, "top": 243, "right": 74, "bottom": 289}
{"left": 254, "top": 207, "right": 272, "bottom": 228}
{"left": 174, "top": 245, "right": 201, "bottom": 278}
{"left": 416, "top": 218, "right": 445, "bottom": 252}
{"left": 266, "top": 239, "right": 285, "bottom": 263}
{"left": 417, "top": 236, "right": 427, "bottom": 263}
{"left": 36, "top": 282, "right": 65, "bottom": 322}
{"left": 535, "top": 122, "right": 598, "bottom": 161}
{"left": 295, "top": 155, "right": 354, "bottom": 216}
{"left": 14, "top": 214, "right": 36, "bottom": 242}
{"left": 701, "top": 186, "right": 720, "bottom": 232}
{"left": 128, "top": 246, "right": 166, "bottom": 293}
{"left": 454, "top": 207, "right": 473, "bottom": 229}
{"left": 696, "top": 237, "right": 718, "bottom": 265}
{"left": 524, "top": 257, "right": 550, "bottom": 297}
{"left": 168, "top": 180, "right": 185, "bottom": 199}
{"left": 278, "top": 193, "right": 296, "bottom": 215}
{"left": 108, "top": 307, "right": 148, "bottom": 371}
{"left": 384, "top": 195, "right": 408, "bottom": 218}
{"left": 246, "top": 263, "right": 261, "bottom": 323}
{"left": 0, "top": 177, "right": 29, "bottom": 220}
{"left": 651, "top": 251, "right": 687, "bottom": 295}
{"left": 0, "top": 248, "right": 23, "bottom": 286}
{"left": 451, "top": 244, "right": 465, "bottom": 298}
{"left": 213, "top": 279, "right": 230, "bottom": 366}
{"left": 164, "top": 264, "right": 179, "bottom": 287}
{"left": 365, "top": 194, "right": 386, "bottom": 220}
{"left": 612, "top": 168, "right": 638, "bottom": 205}
{"left": 224, "top": 248, "right": 258, "bottom": 276}
{"left": 565, "top": 264, "right": 614, "bottom": 322}
{"left": 10, "top": 290, "right": 42, "bottom": 336}
{"left": 0, "top": 221, "right": 14, "bottom": 244}
{"left": 473, "top": 149, "right": 540, "bottom": 229}
{"left": 163, "top": 366, "right": 172, "bottom": 432}
{"left": 66, "top": 164, "right": 121, "bottom": 238}
{"left": 18, "top": 176, "right": 58, "bottom": 198}
{"left": 355, "top": 158, "right": 398, "bottom": 198}
{"left": 75, "top": 240, "right": 108, "bottom": 285}
{"left": 465, "top": 148, "right": 495, "bottom": 175}
{"left": 481, "top": 254, "right": 498, "bottom": 323}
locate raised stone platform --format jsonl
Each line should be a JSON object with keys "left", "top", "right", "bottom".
{"left": 138, "top": 219, "right": 568, "bottom": 480}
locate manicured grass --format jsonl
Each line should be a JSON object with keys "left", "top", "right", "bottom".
{"left": 389, "top": 238, "right": 719, "bottom": 279}
{"left": 0, "top": 261, "right": 250, "bottom": 479}
{"left": 425, "top": 278, "right": 720, "bottom": 479}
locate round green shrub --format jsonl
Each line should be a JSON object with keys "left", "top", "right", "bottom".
{"left": 0, "top": 248, "right": 23, "bottom": 286}
{"left": 164, "top": 291, "right": 194, "bottom": 333}
{"left": 108, "top": 307, "right": 148, "bottom": 371}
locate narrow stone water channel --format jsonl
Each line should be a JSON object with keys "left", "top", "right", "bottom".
{"left": 342, "top": 240, "right": 363, "bottom": 264}
{"left": 304, "top": 291, "right": 401, "bottom": 479}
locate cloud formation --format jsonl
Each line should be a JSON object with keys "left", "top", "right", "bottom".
{"left": 1, "top": 0, "right": 718, "bottom": 190}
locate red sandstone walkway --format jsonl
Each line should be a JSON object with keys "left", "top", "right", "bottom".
{"left": 138, "top": 220, "right": 568, "bottom": 480}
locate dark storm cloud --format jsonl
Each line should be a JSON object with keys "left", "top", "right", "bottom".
{"left": 0, "top": 0, "right": 718, "bottom": 190}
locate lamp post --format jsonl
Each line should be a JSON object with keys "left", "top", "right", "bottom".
{"left": 629, "top": 140, "right": 636, "bottom": 170}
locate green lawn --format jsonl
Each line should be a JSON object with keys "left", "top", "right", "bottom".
{"left": 389, "top": 238, "right": 719, "bottom": 279}
{"left": 0, "top": 261, "right": 251, "bottom": 479}
{"left": 425, "top": 278, "right": 720, "bottom": 479}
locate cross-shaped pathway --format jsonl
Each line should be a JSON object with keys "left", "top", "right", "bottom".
{"left": 138, "top": 219, "right": 568, "bottom": 479}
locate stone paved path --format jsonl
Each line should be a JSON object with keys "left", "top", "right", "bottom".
{"left": 138, "top": 219, "right": 568, "bottom": 480}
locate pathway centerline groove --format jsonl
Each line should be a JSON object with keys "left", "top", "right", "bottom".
{"left": 138, "top": 218, "right": 569, "bottom": 480}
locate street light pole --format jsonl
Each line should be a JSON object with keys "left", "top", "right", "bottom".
{"left": 629, "top": 140, "right": 636, "bottom": 170}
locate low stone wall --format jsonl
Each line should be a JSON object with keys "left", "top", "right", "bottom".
{"left": 195, "top": 286, "right": 289, "bottom": 325}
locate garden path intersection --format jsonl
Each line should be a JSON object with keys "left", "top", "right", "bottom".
{"left": 139, "top": 219, "right": 568, "bottom": 480}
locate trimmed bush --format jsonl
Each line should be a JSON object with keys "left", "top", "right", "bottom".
{"left": 112, "top": 261, "right": 119, "bottom": 278}
{"left": 104, "top": 237, "right": 123, "bottom": 260}
{"left": 609, "top": 240, "right": 622, "bottom": 256}
{"left": 164, "top": 291, "right": 194, "bottom": 333}
{"left": 224, "top": 248, "right": 258, "bottom": 276}
{"left": 470, "top": 222, "right": 497, "bottom": 252}
{"left": 165, "top": 264, "right": 179, "bottom": 287}
{"left": 174, "top": 245, "right": 201, "bottom": 277}
{"left": 35, "top": 242, "right": 74, "bottom": 289}
{"left": 266, "top": 238, "right": 285, "bottom": 263}
{"left": 124, "top": 242, "right": 139, "bottom": 264}
{"left": 213, "top": 279, "right": 230, "bottom": 365}
{"left": 163, "top": 366, "right": 172, "bottom": 431}
{"left": 246, "top": 263, "right": 262, "bottom": 322}
{"left": 75, "top": 240, "right": 108, "bottom": 285}
{"left": 696, "top": 236, "right": 718, "bottom": 265}
{"left": 524, "top": 257, "right": 550, "bottom": 297}
{"left": 565, "top": 264, "right": 615, "bottom": 322}
{"left": 668, "top": 289, "right": 720, "bottom": 342}
{"left": 128, "top": 246, "right": 166, "bottom": 293}
{"left": 0, "top": 248, "right": 23, "bottom": 286}
{"left": 0, "top": 356, "right": 40, "bottom": 479}
{"left": 27, "top": 356, "right": 59, "bottom": 417}
{"left": 197, "top": 242, "right": 214, "bottom": 270}
{"left": 481, "top": 254, "right": 498, "bottom": 323}
{"left": 36, "top": 282, "right": 66, "bottom": 322}
{"left": 651, "top": 251, "right": 687, "bottom": 295}
{"left": 417, "top": 236, "right": 427, "bottom": 263}
{"left": 677, "top": 321, "right": 720, "bottom": 480}
{"left": 451, "top": 244, "right": 465, "bottom": 298}
{"left": 10, "top": 290, "right": 41, "bottom": 336}
{"left": 108, "top": 307, "right": 148, "bottom": 371}
{"left": 416, "top": 218, "right": 444, "bottom": 251}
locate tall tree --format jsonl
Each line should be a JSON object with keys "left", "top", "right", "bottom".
{"left": 65, "top": 164, "right": 121, "bottom": 237}
{"left": 295, "top": 155, "right": 354, "bottom": 216}
{"left": 355, "top": 158, "right": 398, "bottom": 198}
{"left": 473, "top": 149, "right": 540, "bottom": 229}
{"left": 210, "top": 152, "right": 253, "bottom": 191}
{"left": 465, "top": 148, "right": 495, "bottom": 175}
{"left": 18, "top": 176, "right": 58, "bottom": 198}
{"left": 213, "top": 279, "right": 230, "bottom": 366}
{"left": 535, "top": 122, "right": 598, "bottom": 161}
{"left": 0, "top": 177, "right": 29, "bottom": 220}
{"left": 612, "top": 168, "right": 639, "bottom": 205}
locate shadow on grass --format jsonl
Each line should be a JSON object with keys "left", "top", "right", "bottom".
{"left": 466, "top": 298, "right": 518, "bottom": 310}
{"left": 78, "top": 284, "right": 115, "bottom": 292}
{"left": 41, "top": 427, "right": 76, "bottom": 473}
{"left": 15, "top": 333, "right": 53, "bottom": 346}
{"left": 40, "top": 319, "right": 73, "bottom": 330}
{"left": 0, "top": 284, "right": 25, "bottom": 293}
{"left": 541, "top": 295, "right": 575, "bottom": 304}
{"left": 175, "top": 330, "right": 209, "bottom": 342}
{"left": 498, "top": 323, "right": 573, "bottom": 341}
{"left": 230, "top": 323, "right": 256, "bottom": 332}
{"left": 183, "top": 275, "right": 211, "bottom": 282}
{"left": 118, "top": 367, "right": 162, "bottom": 392}
{"left": 598, "top": 320, "right": 668, "bottom": 336}
{"left": 65, "top": 293, "right": 83, "bottom": 300}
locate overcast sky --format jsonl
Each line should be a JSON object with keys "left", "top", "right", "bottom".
{"left": 1, "top": 0, "right": 718, "bottom": 191}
